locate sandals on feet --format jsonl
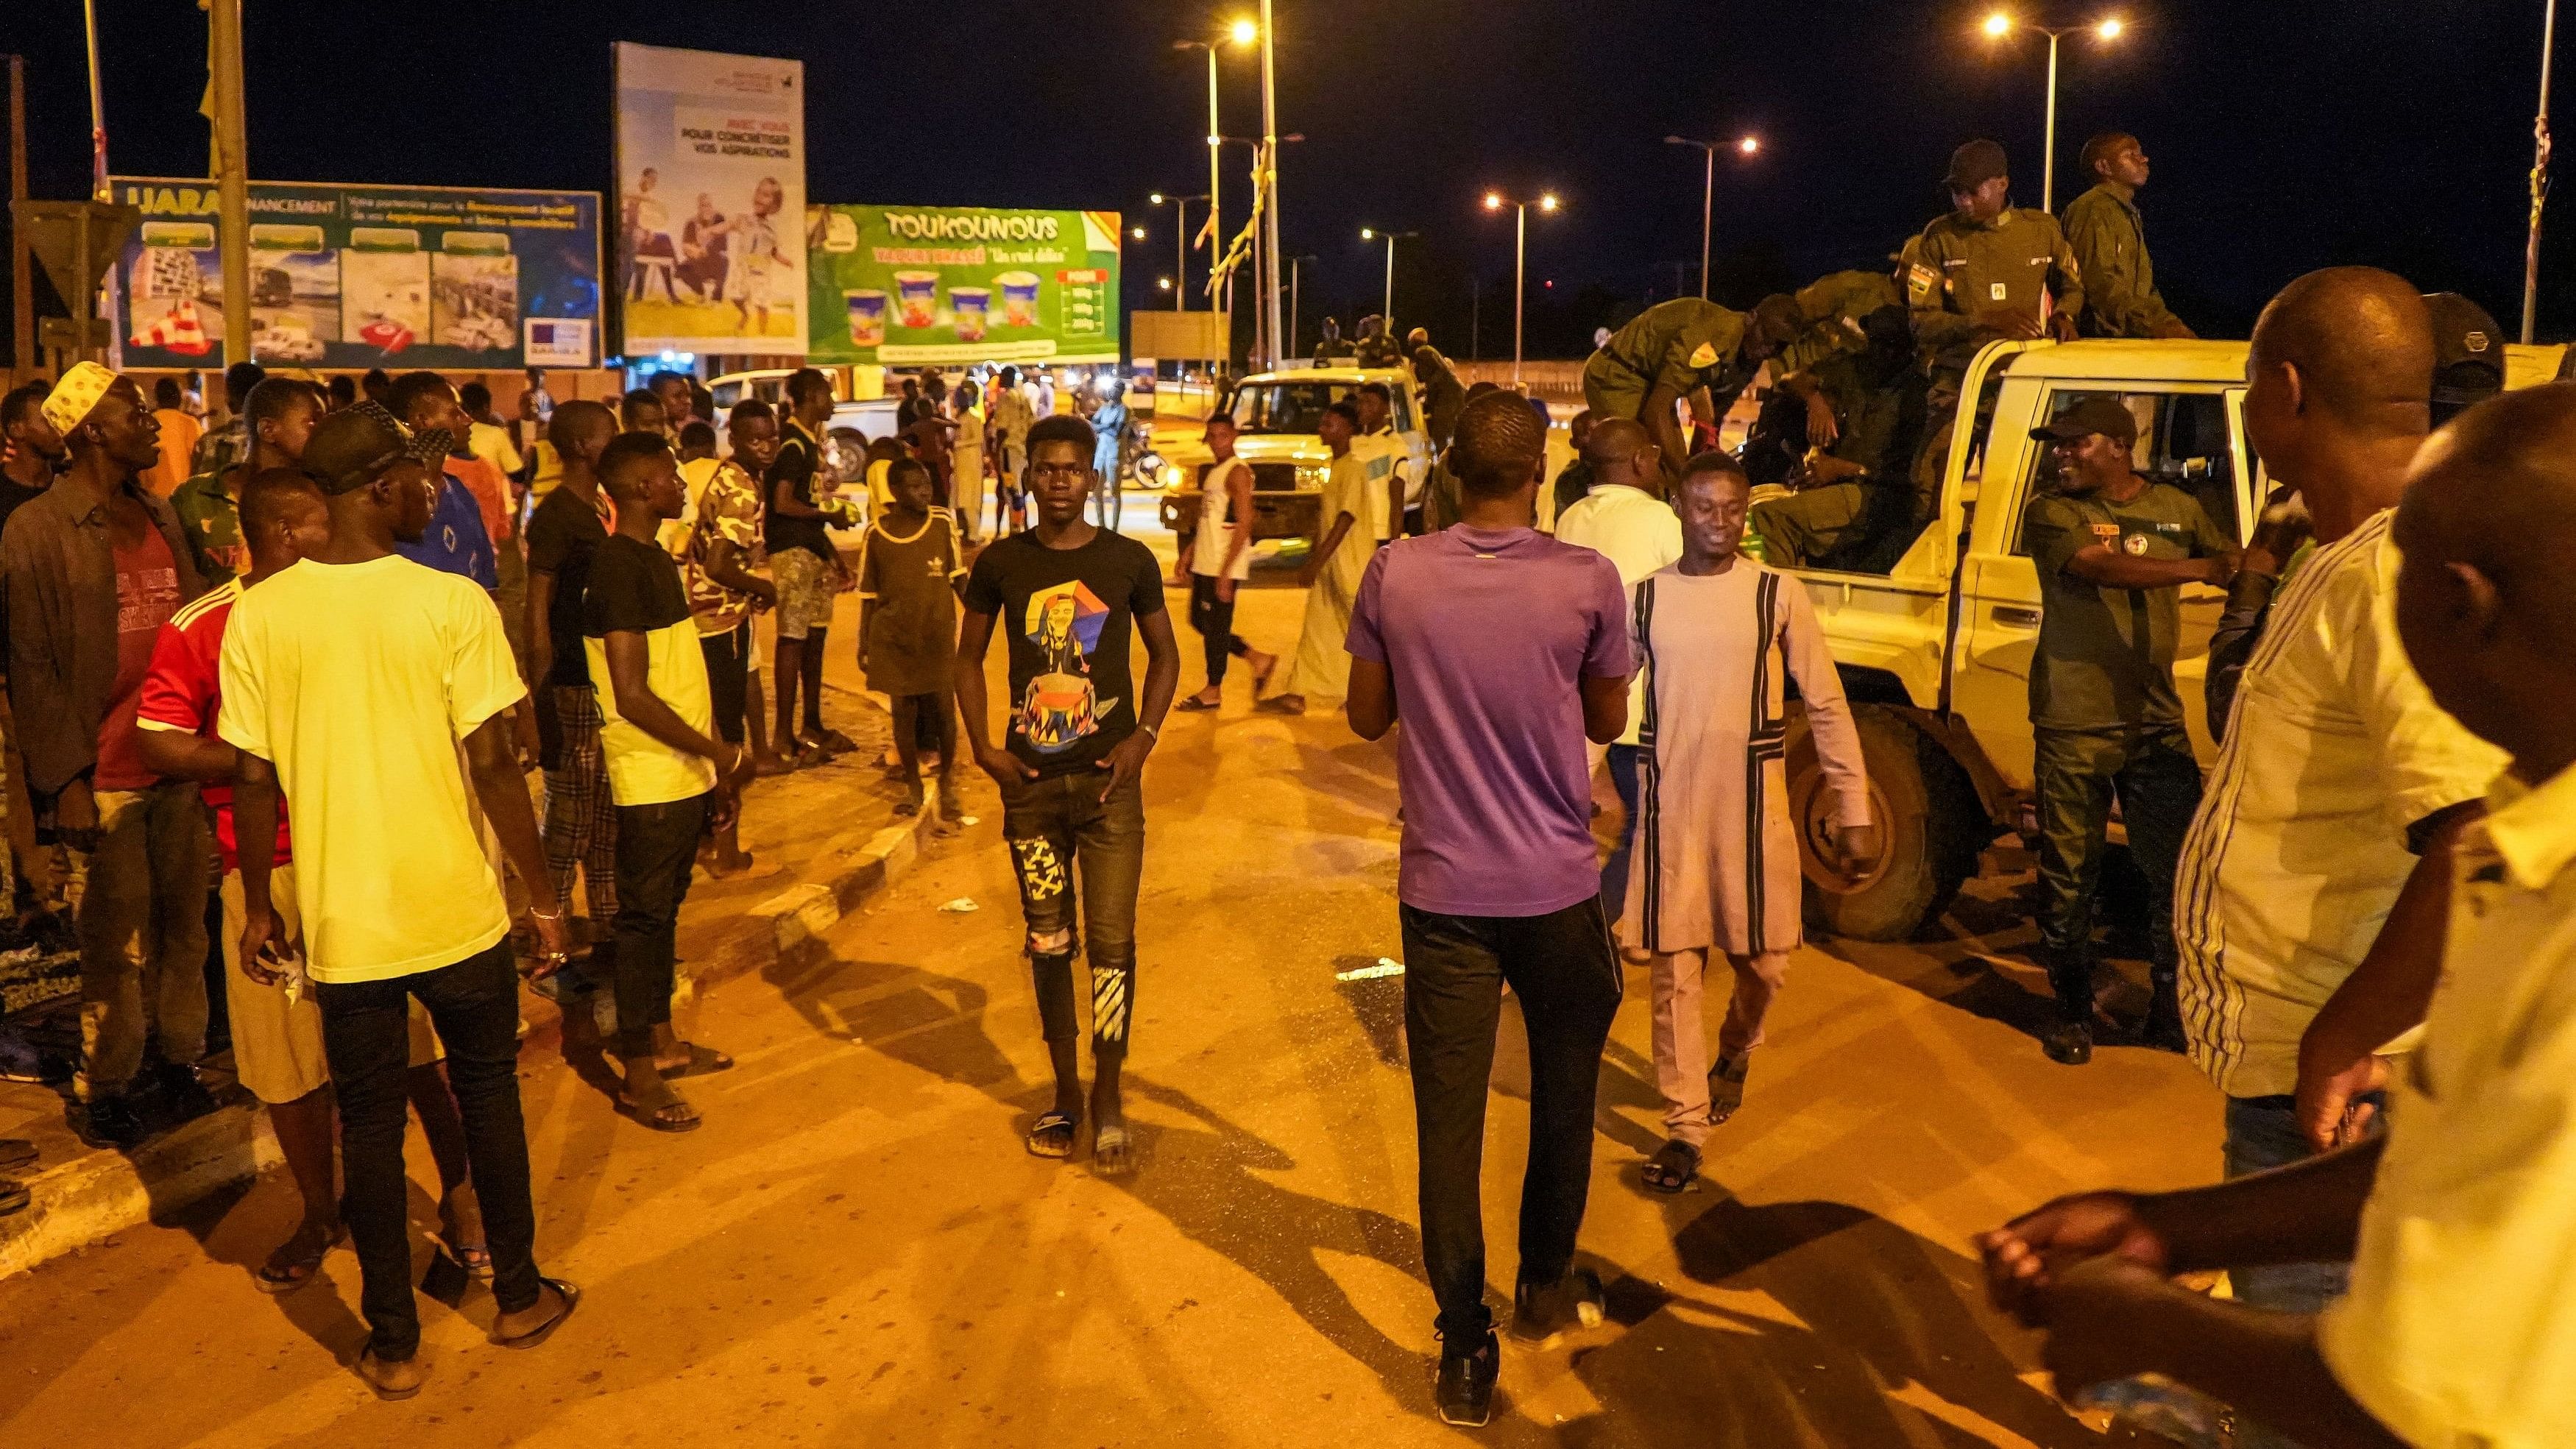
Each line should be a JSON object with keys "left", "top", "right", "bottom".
{"left": 1641, "top": 1138, "right": 1700, "bottom": 1194}
{"left": 1091, "top": 1124, "right": 1135, "bottom": 1177}
{"left": 657, "top": 1042, "right": 735, "bottom": 1079}
{"left": 1708, "top": 1052, "right": 1751, "bottom": 1126}
{"left": 1173, "top": 694, "right": 1221, "bottom": 712}
{"left": 492, "top": 1278, "right": 581, "bottom": 1350}
{"left": 254, "top": 1223, "right": 341, "bottom": 1294}
{"left": 1025, "top": 1109, "right": 1079, "bottom": 1160}
{"left": 618, "top": 1083, "right": 702, "bottom": 1133}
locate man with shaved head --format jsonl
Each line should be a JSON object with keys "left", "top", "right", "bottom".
{"left": 1973, "top": 386, "right": 2576, "bottom": 1449}
{"left": 1983, "top": 269, "right": 2508, "bottom": 1449}
{"left": 1551, "top": 415, "right": 1682, "bottom": 937}
{"left": 1345, "top": 389, "right": 1634, "bottom": 1426}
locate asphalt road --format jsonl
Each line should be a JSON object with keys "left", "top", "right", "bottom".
{"left": 0, "top": 539, "right": 2215, "bottom": 1446}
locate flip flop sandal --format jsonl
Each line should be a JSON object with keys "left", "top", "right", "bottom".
{"left": 0, "top": 1137, "right": 37, "bottom": 1170}
{"left": 658, "top": 1043, "right": 735, "bottom": 1080}
{"left": 1708, "top": 1054, "right": 1752, "bottom": 1126}
{"left": 618, "top": 1089, "right": 702, "bottom": 1133}
{"left": 0, "top": 1178, "right": 26, "bottom": 1217}
{"left": 1025, "top": 1109, "right": 1079, "bottom": 1160}
{"left": 1174, "top": 695, "right": 1221, "bottom": 712}
{"left": 1091, "top": 1124, "right": 1135, "bottom": 1177}
{"left": 1640, "top": 1139, "right": 1700, "bottom": 1194}
{"left": 492, "top": 1278, "right": 581, "bottom": 1350}
{"left": 812, "top": 729, "right": 860, "bottom": 756}
{"left": 254, "top": 1225, "right": 342, "bottom": 1293}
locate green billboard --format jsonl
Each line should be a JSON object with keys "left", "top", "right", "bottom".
{"left": 803, "top": 204, "right": 1121, "bottom": 366}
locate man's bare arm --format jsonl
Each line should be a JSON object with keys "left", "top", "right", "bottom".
{"left": 1579, "top": 672, "right": 1630, "bottom": 745}
{"left": 1346, "top": 656, "right": 1396, "bottom": 740}
{"left": 2063, "top": 544, "right": 2231, "bottom": 590}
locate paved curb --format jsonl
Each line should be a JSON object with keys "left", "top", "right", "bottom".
{"left": 0, "top": 807, "right": 938, "bottom": 1282}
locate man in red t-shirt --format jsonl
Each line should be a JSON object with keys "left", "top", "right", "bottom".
{"left": 138, "top": 467, "right": 484, "bottom": 1291}
{"left": 3, "top": 366, "right": 210, "bottom": 1147}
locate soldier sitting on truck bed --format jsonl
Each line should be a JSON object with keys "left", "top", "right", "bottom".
{"left": 1908, "top": 139, "right": 2084, "bottom": 501}
{"left": 1747, "top": 304, "right": 1930, "bottom": 572}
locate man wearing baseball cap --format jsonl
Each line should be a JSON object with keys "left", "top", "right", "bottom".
{"left": 219, "top": 401, "right": 578, "bottom": 1395}
{"left": 2020, "top": 395, "right": 2235, "bottom": 1064}
{"left": 2, "top": 363, "right": 210, "bottom": 1146}
{"left": 1907, "top": 141, "right": 2086, "bottom": 508}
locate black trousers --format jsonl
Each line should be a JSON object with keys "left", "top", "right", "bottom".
{"left": 611, "top": 793, "right": 708, "bottom": 1057}
{"left": 316, "top": 940, "right": 542, "bottom": 1360}
{"left": 1187, "top": 573, "right": 1255, "bottom": 686}
{"left": 699, "top": 622, "right": 751, "bottom": 746}
{"left": 1400, "top": 896, "right": 1623, "bottom": 1337}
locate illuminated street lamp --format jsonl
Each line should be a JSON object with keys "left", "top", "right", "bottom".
{"left": 1981, "top": 12, "right": 2128, "bottom": 211}
{"left": 1130, "top": 225, "right": 1147, "bottom": 241}
{"left": 1173, "top": 21, "right": 1259, "bottom": 325}
{"left": 1663, "top": 133, "right": 1763, "bottom": 300}
{"left": 1158, "top": 276, "right": 1174, "bottom": 291}
{"left": 1483, "top": 191, "right": 1561, "bottom": 384}
{"left": 1359, "top": 227, "right": 1419, "bottom": 330}
{"left": 1148, "top": 191, "right": 1210, "bottom": 311}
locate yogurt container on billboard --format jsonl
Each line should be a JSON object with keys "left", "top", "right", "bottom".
{"left": 845, "top": 289, "right": 888, "bottom": 346}
{"left": 894, "top": 270, "right": 940, "bottom": 329}
{"left": 949, "top": 286, "right": 991, "bottom": 343}
{"left": 997, "top": 271, "right": 1042, "bottom": 327}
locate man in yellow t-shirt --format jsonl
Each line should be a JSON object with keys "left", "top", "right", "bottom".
{"left": 583, "top": 433, "right": 751, "bottom": 1133}
{"left": 216, "top": 403, "right": 577, "bottom": 1397}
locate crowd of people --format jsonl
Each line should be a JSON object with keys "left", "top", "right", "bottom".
{"left": 1, "top": 121, "right": 2572, "bottom": 1443}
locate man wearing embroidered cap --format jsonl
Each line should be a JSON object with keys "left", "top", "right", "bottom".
{"left": 2020, "top": 394, "right": 2234, "bottom": 1065}
{"left": 1582, "top": 294, "right": 1804, "bottom": 481}
{"left": 3, "top": 364, "right": 210, "bottom": 1146}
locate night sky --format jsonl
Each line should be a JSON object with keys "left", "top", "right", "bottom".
{"left": 3, "top": 1, "right": 2567, "bottom": 363}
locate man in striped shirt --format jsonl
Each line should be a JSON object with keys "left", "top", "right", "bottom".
{"left": 2170, "top": 269, "right": 2503, "bottom": 1397}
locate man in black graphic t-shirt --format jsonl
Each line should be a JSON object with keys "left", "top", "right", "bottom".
{"left": 957, "top": 414, "right": 1178, "bottom": 1178}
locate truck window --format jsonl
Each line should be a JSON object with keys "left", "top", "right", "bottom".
{"left": 2010, "top": 389, "right": 2240, "bottom": 555}
{"left": 1231, "top": 380, "right": 1351, "bottom": 434}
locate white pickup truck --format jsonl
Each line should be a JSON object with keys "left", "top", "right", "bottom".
{"left": 1779, "top": 336, "right": 2565, "bottom": 940}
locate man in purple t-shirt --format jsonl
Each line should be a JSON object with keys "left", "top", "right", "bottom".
{"left": 1345, "top": 391, "right": 1635, "bottom": 1428}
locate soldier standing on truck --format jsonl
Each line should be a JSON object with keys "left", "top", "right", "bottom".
{"left": 2062, "top": 132, "right": 2194, "bottom": 340}
{"left": 1908, "top": 140, "right": 2084, "bottom": 503}
{"left": 2021, "top": 396, "right": 2236, "bottom": 1065}
{"left": 1582, "top": 296, "right": 1804, "bottom": 482}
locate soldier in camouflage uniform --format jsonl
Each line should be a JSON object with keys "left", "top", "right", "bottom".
{"left": 2062, "top": 132, "right": 2193, "bottom": 340}
{"left": 1746, "top": 303, "right": 1928, "bottom": 570}
{"left": 1582, "top": 296, "right": 1802, "bottom": 480}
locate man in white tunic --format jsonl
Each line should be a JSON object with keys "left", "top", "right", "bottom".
{"left": 1624, "top": 452, "right": 1878, "bottom": 1193}
{"left": 1264, "top": 403, "right": 1375, "bottom": 712}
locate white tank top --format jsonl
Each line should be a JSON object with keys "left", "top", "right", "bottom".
{"left": 1193, "top": 458, "right": 1254, "bottom": 581}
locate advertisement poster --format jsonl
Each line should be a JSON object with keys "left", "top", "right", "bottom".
{"left": 804, "top": 204, "right": 1122, "bottom": 366}
{"left": 111, "top": 177, "right": 601, "bottom": 370}
{"left": 613, "top": 43, "right": 807, "bottom": 355}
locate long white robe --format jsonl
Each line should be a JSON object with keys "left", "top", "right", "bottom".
{"left": 1276, "top": 454, "right": 1375, "bottom": 700}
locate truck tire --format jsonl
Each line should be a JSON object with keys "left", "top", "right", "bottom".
{"left": 1790, "top": 703, "right": 1988, "bottom": 943}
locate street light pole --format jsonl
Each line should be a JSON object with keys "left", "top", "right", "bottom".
{"left": 1360, "top": 228, "right": 1417, "bottom": 328}
{"left": 1485, "top": 191, "right": 1560, "bottom": 386}
{"left": 1663, "top": 135, "right": 1758, "bottom": 299}
{"left": 1150, "top": 192, "right": 1208, "bottom": 311}
{"left": 2526, "top": 0, "right": 2559, "bottom": 343}
{"left": 1258, "top": 0, "right": 1284, "bottom": 369}
{"left": 208, "top": 0, "right": 252, "bottom": 369}
{"left": 1983, "top": 13, "right": 2125, "bottom": 213}
{"left": 80, "top": 0, "right": 109, "bottom": 199}
{"left": 1288, "top": 253, "right": 1317, "bottom": 360}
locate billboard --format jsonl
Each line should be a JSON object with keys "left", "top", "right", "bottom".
{"left": 613, "top": 43, "right": 807, "bottom": 355}
{"left": 110, "top": 177, "right": 602, "bottom": 370}
{"left": 804, "top": 204, "right": 1122, "bottom": 366}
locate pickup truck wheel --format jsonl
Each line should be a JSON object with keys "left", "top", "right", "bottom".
{"left": 1791, "top": 704, "right": 1987, "bottom": 943}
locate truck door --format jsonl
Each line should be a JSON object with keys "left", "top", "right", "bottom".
{"left": 1951, "top": 383, "right": 2249, "bottom": 793}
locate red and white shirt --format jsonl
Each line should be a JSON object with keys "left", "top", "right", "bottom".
{"left": 136, "top": 578, "right": 291, "bottom": 872}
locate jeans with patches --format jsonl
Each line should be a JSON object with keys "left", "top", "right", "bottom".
{"left": 1000, "top": 770, "right": 1144, "bottom": 1049}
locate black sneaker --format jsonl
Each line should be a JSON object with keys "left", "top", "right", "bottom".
{"left": 2041, "top": 1018, "right": 2094, "bottom": 1066}
{"left": 1433, "top": 1326, "right": 1499, "bottom": 1427}
{"left": 79, "top": 1095, "right": 145, "bottom": 1149}
{"left": 1510, "top": 1266, "right": 1605, "bottom": 1347}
